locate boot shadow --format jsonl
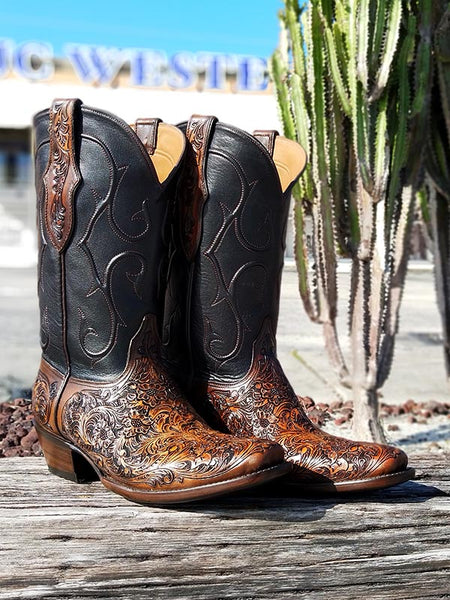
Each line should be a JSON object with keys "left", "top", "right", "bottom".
{"left": 159, "top": 476, "right": 447, "bottom": 522}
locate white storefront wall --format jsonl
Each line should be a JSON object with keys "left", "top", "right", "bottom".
{"left": 0, "top": 77, "right": 296, "bottom": 266}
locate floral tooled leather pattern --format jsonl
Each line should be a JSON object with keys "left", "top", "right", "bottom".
{"left": 43, "top": 99, "right": 81, "bottom": 252}
{"left": 32, "top": 370, "right": 53, "bottom": 425}
{"left": 60, "top": 316, "right": 273, "bottom": 489}
{"left": 179, "top": 116, "right": 217, "bottom": 261}
{"left": 201, "top": 323, "right": 406, "bottom": 483}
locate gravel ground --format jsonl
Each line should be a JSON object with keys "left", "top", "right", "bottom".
{"left": 1, "top": 394, "right": 448, "bottom": 459}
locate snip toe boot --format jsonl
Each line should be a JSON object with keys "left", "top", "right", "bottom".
{"left": 163, "top": 115, "right": 415, "bottom": 493}
{"left": 32, "top": 100, "right": 289, "bottom": 504}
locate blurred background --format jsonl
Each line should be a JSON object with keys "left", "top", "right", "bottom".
{"left": 0, "top": 0, "right": 447, "bottom": 453}
{"left": 0, "top": 0, "right": 284, "bottom": 267}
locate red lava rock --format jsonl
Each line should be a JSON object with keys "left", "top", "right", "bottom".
{"left": 403, "top": 399, "right": 416, "bottom": 413}
{"left": 300, "top": 396, "right": 315, "bottom": 410}
{"left": 20, "top": 428, "right": 38, "bottom": 450}
{"left": 387, "top": 424, "right": 400, "bottom": 431}
{"left": 316, "top": 403, "right": 329, "bottom": 412}
{"left": 3, "top": 447, "right": 21, "bottom": 457}
{"left": 0, "top": 398, "right": 42, "bottom": 457}
{"left": 307, "top": 407, "right": 327, "bottom": 426}
{"left": 334, "top": 417, "right": 348, "bottom": 426}
{"left": 329, "top": 400, "right": 343, "bottom": 411}
{"left": 407, "top": 415, "right": 417, "bottom": 424}
{"left": 13, "top": 398, "right": 29, "bottom": 407}
{"left": 13, "top": 425, "right": 27, "bottom": 437}
{"left": 421, "top": 410, "right": 432, "bottom": 419}
{"left": 343, "top": 400, "right": 353, "bottom": 409}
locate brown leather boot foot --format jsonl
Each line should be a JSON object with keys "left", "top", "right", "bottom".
{"left": 163, "top": 116, "right": 413, "bottom": 496}
{"left": 280, "top": 427, "right": 414, "bottom": 493}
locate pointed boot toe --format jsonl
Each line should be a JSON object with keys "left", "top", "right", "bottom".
{"left": 283, "top": 431, "right": 414, "bottom": 493}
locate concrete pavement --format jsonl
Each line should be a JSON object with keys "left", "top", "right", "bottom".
{"left": 0, "top": 265, "right": 448, "bottom": 406}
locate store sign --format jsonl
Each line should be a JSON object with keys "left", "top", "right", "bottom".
{"left": 0, "top": 39, "right": 268, "bottom": 91}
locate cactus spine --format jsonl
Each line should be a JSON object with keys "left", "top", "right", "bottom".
{"left": 271, "top": 0, "right": 433, "bottom": 442}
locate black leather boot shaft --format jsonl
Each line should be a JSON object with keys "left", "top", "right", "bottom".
{"left": 165, "top": 120, "right": 296, "bottom": 382}
{"left": 34, "top": 101, "right": 178, "bottom": 381}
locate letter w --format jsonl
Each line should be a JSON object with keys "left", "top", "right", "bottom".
{"left": 65, "top": 44, "right": 129, "bottom": 85}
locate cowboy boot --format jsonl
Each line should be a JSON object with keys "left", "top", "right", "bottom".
{"left": 31, "top": 100, "right": 289, "bottom": 504}
{"left": 163, "top": 115, "right": 415, "bottom": 493}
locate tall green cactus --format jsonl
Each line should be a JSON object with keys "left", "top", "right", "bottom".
{"left": 271, "top": 0, "right": 432, "bottom": 442}
{"left": 427, "top": 3, "right": 450, "bottom": 389}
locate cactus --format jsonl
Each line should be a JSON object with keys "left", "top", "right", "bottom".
{"left": 427, "top": 3, "right": 450, "bottom": 389}
{"left": 271, "top": 0, "right": 433, "bottom": 442}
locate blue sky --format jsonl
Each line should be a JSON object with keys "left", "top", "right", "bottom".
{"left": 1, "top": 0, "right": 286, "bottom": 57}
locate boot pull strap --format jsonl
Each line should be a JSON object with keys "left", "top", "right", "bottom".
{"left": 181, "top": 114, "right": 217, "bottom": 261}
{"left": 135, "top": 118, "right": 162, "bottom": 156}
{"left": 253, "top": 130, "right": 279, "bottom": 157}
{"left": 43, "top": 98, "right": 82, "bottom": 253}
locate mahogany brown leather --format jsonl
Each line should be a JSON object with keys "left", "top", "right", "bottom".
{"left": 31, "top": 100, "right": 287, "bottom": 503}
{"left": 135, "top": 118, "right": 161, "bottom": 155}
{"left": 167, "top": 116, "right": 413, "bottom": 491}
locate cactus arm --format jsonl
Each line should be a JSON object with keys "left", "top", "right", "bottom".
{"left": 290, "top": 73, "right": 315, "bottom": 201}
{"left": 285, "top": 0, "right": 305, "bottom": 82}
{"left": 386, "top": 12, "right": 416, "bottom": 228}
{"left": 270, "top": 50, "right": 296, "bottom": 141}
{"left": 357, "top": 0, "right": 370, "bottom": 90}
{"left": 377, "top": 186, "right": 415, "bottom": 388}
{"left": 429, "top": 186, "right": 450, "bottom": 387}
{"left": 347, "top": 0, "right": 372, "bottom": 194}
{"left": 436, "top": 7, "right": 450, "bottom": 139}
{"left": 370, "top": 1, "right": 403, "bottom": 101}
{"left": 407, "top": 0, "right": 433, "bottom": 184}
{"left": 428, "top": 5, "right": 450, "bottom": 386}
{"left": 321, "top": 12, "right": 351, "bottom": 116}
{"left": 310, "top": 2, "right": 336, "bottom": 309}
{"left": 371, "top": 0, "right": 387, "bottom": 75}
{"left": 373, "top": 93, "right": 389, "bottom": 204}
{"left": 427, "top": 119, "right": 450, "bottom": 198}
{"left": 329, "top": 89, "right": 349, "bottom": 255}
{"left": 294, "top": 196, "right": 319, "bottom": 320}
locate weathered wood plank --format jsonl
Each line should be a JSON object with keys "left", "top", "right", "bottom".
{"left": 0, "top": 454, "right": 448, "bottom": 600}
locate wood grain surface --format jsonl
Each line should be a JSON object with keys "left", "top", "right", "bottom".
{"left": 0, "top": 454, "right": 448, "bottom": 600}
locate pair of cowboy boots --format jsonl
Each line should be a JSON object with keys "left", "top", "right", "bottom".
{"left": 32, "top": 99, "right": 414, "bottom": 504}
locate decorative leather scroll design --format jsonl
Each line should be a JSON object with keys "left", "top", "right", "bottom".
{"left": 179, "top": 115, "right": 217, "bottom": 261}
{"left": 32, "top": 360, "right": 65, "bottom": 435}
{"left": 57, "top": 315, "right": 275, "bottom": 489}
{"left": 197, "top": 319, "right": 407, "bottom": 484}
{"left": 43, "top": 99, "right": 81, "bottom": 252}
{"left": 253, "top": 130, "right": 279, "bottom": 156}
{"left": 135, "top": 118, "right": 161, "bottom": 155}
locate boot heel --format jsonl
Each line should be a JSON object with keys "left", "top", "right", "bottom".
{"left": 35, "top": 424, "right": 99, "bottom": 484}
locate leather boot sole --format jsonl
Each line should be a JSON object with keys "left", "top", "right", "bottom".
{"left": 35, "top": 422, "right": 291, "bottom": 504}
{"left": 284, "top": 467, "right": 415, "bottom": 494}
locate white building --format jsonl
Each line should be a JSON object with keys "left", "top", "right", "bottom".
{"left": 0, "top": 39, "right": 293, "bottom": 266}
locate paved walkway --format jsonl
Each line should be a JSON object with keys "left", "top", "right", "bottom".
{"left": 1, "top": 265, "right": 446, "bottom": 405}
